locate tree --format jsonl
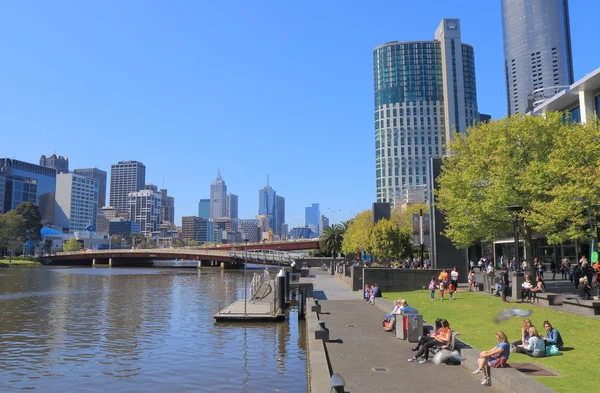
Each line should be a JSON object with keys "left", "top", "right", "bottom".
{"left": 341, "top": 210, "right": 373, "bottom": 257}
{"left": 15, "top": 202, "right": 42, "bottom": 243}
{"left": 368, "top": 218, "right": 411, "bottom": 263}
{"left": 63, "top": 238, "right": 82, "bottom": 252}
{"left": 0, "top": 212, "right": 25, "bottom": 262}
{"left": 436, "top": 113, "right": 600, "bottom": 257}
{"left": 320, "top": 224, "right": 345, "bottom": 258}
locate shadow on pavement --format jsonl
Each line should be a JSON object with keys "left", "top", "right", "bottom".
{"left": 313, "top": 290, "right": 328, "bottom": 300}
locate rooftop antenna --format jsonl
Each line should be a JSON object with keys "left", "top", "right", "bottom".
{"left": 266, "top": 174, "right": 269, "bottom": 187}
{"left": 162, "top": 175, "right": 165, "bottom": 189}
{"left": 217, "top": 166, "right": 221, "bottom": 179}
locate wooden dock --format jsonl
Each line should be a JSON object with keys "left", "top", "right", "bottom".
{"left": 213, "top": 280, "right": 285, "bottom": 322}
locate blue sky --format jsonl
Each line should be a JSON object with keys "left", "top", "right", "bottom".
{"left": 1, "top": 1, "right": 598, "bottom": 227}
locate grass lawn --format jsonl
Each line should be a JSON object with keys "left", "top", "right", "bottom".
{"left": 384, "top": 289, "right": 599, "bottom": 393}
{"left": 0, "top": 259, "right": 41, "bottom": 265}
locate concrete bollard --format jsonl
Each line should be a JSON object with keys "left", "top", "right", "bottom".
{"left": 315, "top": 320, "right": 329, "bottom": 342}
{"left": 311, "top": 299, "right": 321, "bottom": 313}
{"left": 277, "top": 269, "right": 286, "bottom": 312}
{"left": 329, "top": 373, "right": 345, "bottom": 393}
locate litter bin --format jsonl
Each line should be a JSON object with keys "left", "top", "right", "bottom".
{"left": 406, "top": 314, "right": 423, "bottom": 343}
{"left": 395, "top": 314, "right": 405, "bottom": 340}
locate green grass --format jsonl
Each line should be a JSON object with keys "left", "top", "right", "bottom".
{"left": 385, "top": 289, "right": 600, "bottom": 393}
{"left": 0, "top": 259, "right": 41, "bottom": 265}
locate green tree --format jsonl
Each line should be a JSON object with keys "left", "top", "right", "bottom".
{"left": 0, "top": 212, "right": 25, "bottom": 262}
{"left": 341, "top": 210, "right": 373, "bottom": 257}
{"left": 15, "top": 202, "right": 42, "bottom": 243}
{"left": 319, "top": 224, "right": 344, "bottom": 258}
{"left": 63, "top": 238, "right": 82, "bottom": 252}
{"left": 368, "top": 218, "right": 411, "bottom": 263}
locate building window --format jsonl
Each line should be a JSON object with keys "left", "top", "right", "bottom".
{"left": 596, "top": 95, "right": 600, "bottom": 119}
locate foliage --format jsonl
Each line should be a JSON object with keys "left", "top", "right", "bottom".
{"left": 0, "top": 212, "right": 25, "bottom": 262}
{"left": 391, "top": 203, "right": 428, "bottom": 236}
{"left": 15, "top": 202, "right": 42, "bottom": 242}
{"left": 319, "top": 224, "right": 344, "bottom": 258}
{"left": 341, "top": 210, "right": 373, "bottom": 257}
{"left": 368, "top": 218, "right": 412, "bottom": 262}
{"left": 63, "top": 237, "right": 82, "bottom": 252}
{"left": 384, "top": 290, "right": 596, "bottom": 393}
{"left": 436, "top": 113, "right": 600, "bottom": 256}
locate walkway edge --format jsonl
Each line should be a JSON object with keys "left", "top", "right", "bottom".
{"left": 306, "top": 297, "right": 331, "bottom": 393}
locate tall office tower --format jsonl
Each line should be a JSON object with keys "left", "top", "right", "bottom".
{"left": 305, "top": 203, "right": 320, "bottom": 236}
{"left": 145, "top": 183, "right": 158, "bottom": 192}
{"left": 74, "top": 168, "right": 107, "bottom": 208}
{"left": 198, "top": 198, "right": 210, "bottom": 219}
{"left": 39, "top": 154, "right": 69, "bottom": 174}
{"left": 159, "top": 189, "right": 175, "bottom": 224}
{"left": 276, "top": 195, "right": 285, "bottom": 237}
{"left": 54, "top": 173, "right": 99, "bottom": 233}
{"left": 182, "top": 216, "right": 211, "bottom": 245}
{"left": 0, "top": 158, "right": 56, "bottom": 224}
{"left": 258, "top": 175, "right": 277, "bottom": 232}
{"left": 226, "top": 193, "right": 238, "bottom": 218}
{"left": 501, "top": 0, "right": 574, "bottom": 114}
{"left": 239, "top": 219, "right": 261, "bottom": 242}
{"left": 210, "top": 170, "right": 227, "bottom": 219}
{"left": 127, "top": 189, "right": 161, "bottom": 235}
{"left": 109, "top": 161, "right": 146, "bottom": 215}
{"left": 320, "top": 214, "right": 330, "bottom": 231}
{"left": 373, "top": 18, "right": 479, "bottom": 206}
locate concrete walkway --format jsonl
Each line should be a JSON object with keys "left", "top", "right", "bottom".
{"left": 308, "top": 271, "right": 495, "bottom": 392}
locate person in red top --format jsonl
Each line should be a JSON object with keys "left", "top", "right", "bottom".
{"left": 407, "top": 320, "right": 452, "bottom": 364}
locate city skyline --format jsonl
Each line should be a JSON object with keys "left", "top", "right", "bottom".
{"left": 2, "top": 1, "right": 599, "bottom": 225}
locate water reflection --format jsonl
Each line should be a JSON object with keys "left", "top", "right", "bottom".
{"left": 0, "top": 267, "right": 307, "bottom": 393}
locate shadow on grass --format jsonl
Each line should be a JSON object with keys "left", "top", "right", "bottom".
{"left": 560, "top": 346, "right": 574, "bottom": 351}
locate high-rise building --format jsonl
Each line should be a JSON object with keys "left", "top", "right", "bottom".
{"left": 210, "top": 170, "right": 227, "bottom": 219}
{"left": 305, "top": 203, "right": 320, "bottom": 235}
{"left": 276, "top": 195, "right": 285, "bottom": 237}
{"left": 501, "top": 0, "right": 574, "bottom": 114}
{"left": 100, "top": 206, "right": 118, "bottom": 219}
{"left": 127, "top": 189, "right": 161, "bottom": 235}
{"left": 74, "top": 168, "right": 107, "bottom": 208}
{"left": 159, "top": 189, "right": 175, "bottom": 224}
{"left": 226, "top": 193, "right": 238, "bottom": 218}
{"left": 39, "top": 154, "right": 69, "bottom": 174}
{"left": 0, "top": 158, "right": 56, "bottom": 224}
{"left": 108, "top": 218, "right": 141, "bottom": 236}
{"left": 239, "top": 219, "right": 261, "bottom": 242}
{"left": 109, "top": 161, "right": 146, "bottom": 215}
{"left": 258, "top": 176, "right": 277, "bottom": 233}
{"left": 54, "top": 173, "right": 99, "bottom": 233}
{"left": 320, "top": 214, "right": 330, "bottom": 231}
{"left": 182, "top": 216, "right": 212, "bottom": 244}
{"left": 198, "top": 198, "right": 210, "bottom": 219}
{"left": 373, "top": 18, "right": 479, "bottom": 206}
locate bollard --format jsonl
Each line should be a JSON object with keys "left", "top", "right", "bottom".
{"left": 315, "top": 320, "right": 329, "bottom": 341}
{"left": 291, "top": 261, "right": 297, "bottom": 273}
{"left": 329, "top": 373, "right": 345, "bottom": 393}
{"left": 311, "top": 299, "right": 321, "bottom": 313}
{"left": 298, "top": 290, "right": 305, "bottom": 320}
{"left": 285, "top": 270, "right": 290, "bottom": 303}
{"left": 277, "top": 269, "right": 286, "bottom": 312}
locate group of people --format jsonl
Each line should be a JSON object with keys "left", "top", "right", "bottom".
{"left": 363, "top": 283, "right": 382, "bottom": 304}
{"left": 520, "top": 274, "right": 545, "bottom": 303}
{"left": 381, "top": 299, "right": 416, "bottom": 329}
{"left": 426, "top": 268, "right": 459, "bottom": 301}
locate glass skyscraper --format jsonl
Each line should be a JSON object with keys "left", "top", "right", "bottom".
{"left": 373, "top": 19, "right": 479, "bottom": 206}
{"left": 210, "top": 170, "right": 227, "bottom": 219}
{"left": 501, "top": 0, "right": 574, "bottom": 114}
{"left": 258, "top": 177, "right": 277, "bottom": 234}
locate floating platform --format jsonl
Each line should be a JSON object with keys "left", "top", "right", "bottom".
{"left": 213, "top": 300, "right": 285, "bottom": 322}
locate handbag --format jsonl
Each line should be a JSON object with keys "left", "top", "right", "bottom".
{"left": 545, "top": 345, "right": 562, "bottom": 356}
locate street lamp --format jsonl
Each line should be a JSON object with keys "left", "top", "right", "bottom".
{"left": 262, "top": 238, "right": 267, "bottom": 264}
{"left": 328, "top": 208, "right": 341, "bottom": 226}
{"left": 506, "top": 205, "right": 523, "bottom": 268}
{"left": 244, "top": 238, "right": 249, "bottom": 316}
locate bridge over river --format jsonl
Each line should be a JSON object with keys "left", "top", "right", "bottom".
{"left": 43, "top": 239, "right": 321, "bottom": 268}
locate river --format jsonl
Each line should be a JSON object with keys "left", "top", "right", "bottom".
{"left": 0, "top": 266, "right": 307, "bottom": 393}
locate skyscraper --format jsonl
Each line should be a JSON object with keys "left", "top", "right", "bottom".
{"left": 128, "top": 189, "right": 161, "bottom": 235}
{"left": 210, "top": 170, "right": 227, "bottom": 219}
{"left": 305, "top": 203, "right": 320, "bottom": 236}
{"left": 74, "top": 168, "right": 107, "bottom": 208}
{"left": 258, "top": 176, "right": 277, "bottom": 233}
{"left": 159, "top": 189, "right": 175, "bottom": 224}
{"left": 501, "top": 0, "right": 574, "bottom": 114}
{"left": 39, "top": 154, "right": 69, "bottom": 174}
{"left": 373, "top": 18, "right": 479, "bottom": 206}
{"left": 226, "top": 193, "right": 238, "bottom": 218}
{"left": 198, "top": 199, "right": 210, "bottom": 219}
{"left": 109, "top": 161, "right": 146, "bottom": 215}
{"left": 276, "top": 195, "right": 285, "bottom": 237}
{"left": 182, "top": 216, "right": 211, "bottom": 245}
{"left": 54, "top": 173, "right": 98, "bottom": 233}
{"left": 320, "top": 214, "right": 330, "bottom": 231}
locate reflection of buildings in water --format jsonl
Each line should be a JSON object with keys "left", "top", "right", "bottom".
{"left": 242, "top": 326, "right": 250, "bottom": 392}
{"left": 277, "top": 318, "right": 288, "bottom": 372}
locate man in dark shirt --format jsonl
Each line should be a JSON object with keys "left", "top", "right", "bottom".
{"left": 500, "top": 266, "right": 510, "bottom": 303}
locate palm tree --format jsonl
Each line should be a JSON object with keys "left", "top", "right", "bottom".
{"left": 320, "top": 224, "right": 345, "bottom": 258}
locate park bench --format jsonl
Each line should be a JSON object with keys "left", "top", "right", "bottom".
{"left": 530, "top": 292, "right": 561, "bottom": 307}
{"left": 562, "top": 298, "right": 600, "bottom": 316}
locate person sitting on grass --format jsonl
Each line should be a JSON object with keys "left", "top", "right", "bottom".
{"left": 514, "top": 326, "right": 545, "bottom": 357}
{"left": 510, "top": 318, "right": 532, "bottom": 352}
{"left": 529, "top": 276, "right": 545, "bottom": 303}
{"left": 473, "top": 331, "right": 510, "bottom": 386}
{"left": 407, "top": 319, "right": 451, "bottom": 364}
{"left": 521, "top": 274, "right": 533, "bottom": 302}
{"left": 542, "top": 320, "right": 564, "bottom": 349}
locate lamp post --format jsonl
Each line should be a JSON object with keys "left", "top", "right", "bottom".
{"left": 506, "top": 205, "right": 523, "bottom": 268}
{"left": 278, "top": 246, "right": 281, "bottom": 268}
{"left": 244, "top": 238, "right": 249, "bottom": 316}
{"left": 262, "top": 238, "right": 266, "bottom": 264}
{"left": 328, "top": 208, "right": 341, "bottom": 226}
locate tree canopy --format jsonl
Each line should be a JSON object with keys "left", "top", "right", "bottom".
{"left": 0, "top": 211, "right": 24, "bottom": 262}
{"left": 63, "top": 238, "right": 82, "bottom": 252}
{"left": 15, "top": 202, "right": 42, "bottom": 242}
{"left": 320, "top": 224, "right": 345, "bottom": 258}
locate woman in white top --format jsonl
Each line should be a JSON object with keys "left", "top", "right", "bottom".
{"left": 515, "top": 326, "right": 545, "bottom": 357}
{"left": 450, "top": 267, "right": 459, "bottom": 290}
{"left": 521, "top": 274, "right": 533, "bottom": 302}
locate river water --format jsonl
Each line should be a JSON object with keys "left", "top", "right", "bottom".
{"left": 0, "top": 267, "right": 307, "bottom": 393}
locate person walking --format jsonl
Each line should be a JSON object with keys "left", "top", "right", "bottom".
{"left": 500, "top": 265, "right": 510, "bottom": 303}
{"left": 450, "top": 267, "right": 459, "bottom": 291}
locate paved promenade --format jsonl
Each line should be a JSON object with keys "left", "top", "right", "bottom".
{"left": 309, "top": 270, "right": 494, "bottom": 392}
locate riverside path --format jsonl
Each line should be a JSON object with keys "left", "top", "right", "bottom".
{"left": 308, "top": 269, "right": 495, "bottom": 393}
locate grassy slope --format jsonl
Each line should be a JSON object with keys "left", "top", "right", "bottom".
{"left": 385, "top": 289, "right": 600, "bottom": 393}
{"left": 0, "top": 259, "right": 40, "bottom": 265}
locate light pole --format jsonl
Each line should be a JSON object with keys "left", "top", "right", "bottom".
{"left": 262, "top": 238, "right": 266, "bottom": 264}
{"left": 506, "top": 205, "right": 523, "bottom": 268}
{"left": 328, "top": 208, "right": 341, "bottom": 226}
{"left": 244, "top": 238, "right": 249, "bottom": 316}
{"left": 278, "top": 246, "right": 281, "bottom": 268}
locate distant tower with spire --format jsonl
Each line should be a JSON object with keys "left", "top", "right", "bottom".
{"left": 258, "top": 174, "right": 278, "bottom": 236}
{"left": 210, "top": 168, "right": 227, "bottom": 219}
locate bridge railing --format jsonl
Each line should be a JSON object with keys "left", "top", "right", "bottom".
{"left": 55, "top": 248, "right": 232, "bottom": 257}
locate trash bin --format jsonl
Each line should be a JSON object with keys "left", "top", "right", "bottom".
{"left": 406, "top": 314, "right": 423, "bottom": 343}
{"left": 395, "top": 314, "right": 405, "bottom": 340}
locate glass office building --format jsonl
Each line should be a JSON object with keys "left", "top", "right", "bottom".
{"left": 501, "top": 0, "right": 574, "bottom": 114}
{"left": 373, "top": 19, "right": 479, "bottom": 206}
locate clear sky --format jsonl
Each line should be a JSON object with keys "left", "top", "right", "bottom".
{"left": 1, "top": 1, "right": 598, "bottom": 227}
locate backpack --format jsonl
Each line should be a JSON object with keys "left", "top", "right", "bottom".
{"left": 429, "top": 281, "right": 436, "bottom": 290}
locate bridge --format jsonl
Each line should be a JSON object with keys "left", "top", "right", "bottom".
{"left": 43, "top": 239, "right": 321, "bottom": 268}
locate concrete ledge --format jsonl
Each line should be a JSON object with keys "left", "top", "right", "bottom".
{"left": 563, "top": 299, "right": 600, "bottom": 315}
{"left": 306, "top": 298, "right": 331, "bottom": 392}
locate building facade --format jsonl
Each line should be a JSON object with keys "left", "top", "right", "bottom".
{"left": 198, "top": 199, "right": 210, "bottom": 219}
{"left": 320, "top": 214, "right": 330, "bottom": 231}
{"left": 54, "top": 173, "right": 99, "bottom": 233}
{"left": 108, "top": 218, "right": 141, "bottom": 236}
{"left": 501, "top": 0, "right": 574, "bottom": 114}
{"left": 127, "top": 189, "right": 161, "bottom": 235}
{"left": 74, "top": 168, "right": 107, "bottom": 208}
{"left": 258, "top": 178, "right": 277, "bottom": 233}
{"left": 373, "top": 18, "right": 479, "bottom": 206}
{"left": 181, "top": 216, "right": 212, "bottom": 244}
{"left": 239, "top": 219, "right": 261, "bottom": 243}
{"left": 0, "top": 158, "right": 57, "bottom": 224}
{"left": 210, "top": 170, "right": 227, "bottom": 219}
{"left": 226, "top": 193, "right": 238, "bottom": 219}
{"left": 305, "top": 203, "right": 320, "bottom": 236}
{"left": 276, "top": 195, "right": 285, "bottom": 237}
{"left": 109, "top": 161, "right": 146, "bottom": 215}
{"left": 159, "top": 189, "right": 175, "bottom": 224}
{"left": 39, "top": 154, "right": 69, "bottom": 174}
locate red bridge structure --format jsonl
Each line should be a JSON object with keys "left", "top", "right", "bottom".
{"left": 43, "top": 239, "right": 321, "bottom": 268}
